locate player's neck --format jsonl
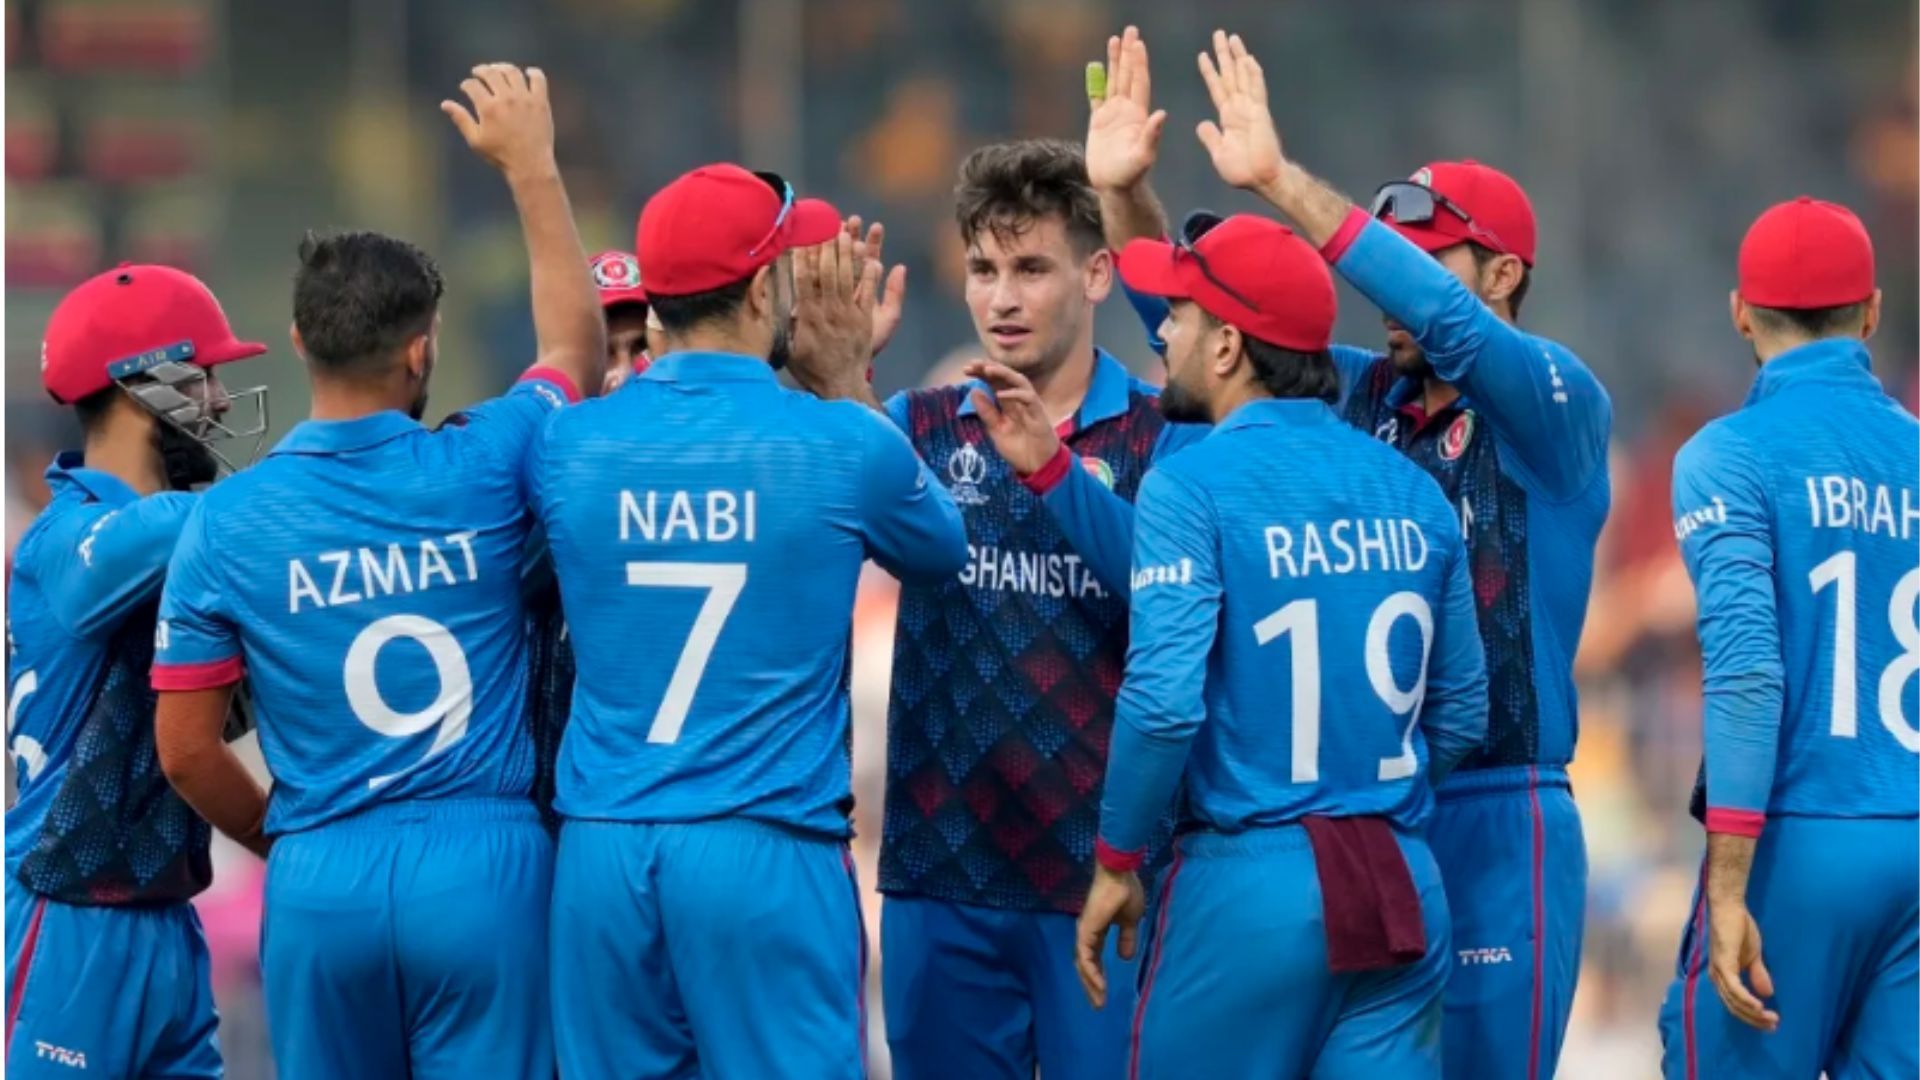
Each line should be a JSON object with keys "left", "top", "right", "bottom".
{"left": 309, "top": 380, "right": 415, "bottom": 422}
{"left": 82, "top": 431, "right": 167, "bottom": 497}
{"left": 1210, "top": 384, "right": 1271, "bottom": 424}
{"left": 1421, "top": 378, "right": 1461, "bottom": 415}
{"left": 1028, "top": 335, "right": 1098, "bottom": 424}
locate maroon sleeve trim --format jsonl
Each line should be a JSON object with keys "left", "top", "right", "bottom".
{"left": 152, "top": 656, "right": 245, "bottom": 692}
{"left": 1020, "top": 444, "right": 1075, "bottom": 495}
{"left": 1095, "top": 836, "right": 1146, "bottom": 873}
{"left": 519, "top": 366, "right": 583, "bottom": 404}
{"left": 1704, "top": 808, "right": 1765, "bottom": 838}
{"left": 1319, "top": 207, "right": 1371, "bottom": 264}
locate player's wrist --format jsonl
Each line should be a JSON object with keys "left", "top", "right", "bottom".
{"left": 1019, "top": 443, "right": 1074, "bottom": 494}
{"left": 503, "top": 156, "right": 563, "bottom": 191}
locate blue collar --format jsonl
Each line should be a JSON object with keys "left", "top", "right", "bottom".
{"left": 1215, "top": 397, "right": 1340, "bottom": 434}
{"left": 639, "top": 351, "right": 780, "bottom": 385}
{"left": 1745, "top": 338, "right": 1878, "bottom": 406}
{"left": 957, "top": 348, "right": 1133, "bottom": 427}
{"left": 45, "top": 450, "right": 140, "bottom": 506}
{"left": 270, "top": 411, "right": 424, "bottom": 457}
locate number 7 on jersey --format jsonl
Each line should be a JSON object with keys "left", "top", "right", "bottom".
{"left": 627, "top": 562, "right": 748, "bottom": 744}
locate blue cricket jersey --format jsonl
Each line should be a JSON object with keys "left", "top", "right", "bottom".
{"left": 1123, "top": 215, "right": 1611, "bottom": 778}
{"left": 1672, "top": 338, "right": 1920, "bottom": 834}
{"left": 6, "top": 455, "right": 214, "bottom": 904}
{"left": 1099, "top": 398, "right": 1488, "bottom": 857}
{"left": 532, "top": 351, "right": 966, "bottom": 839}
{"left": 152, "top": 372, "right": 578, "bottom": 835}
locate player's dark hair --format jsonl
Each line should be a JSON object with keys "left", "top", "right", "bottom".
{"left": 1470, "top": 244, "right": 1530, "bottom": 318}
{"left": 293, "top": 230, "right": 444, "bottom": 374}
{"left": 647, "top": 276, "right": 754, "bottom": 336}
{"left": 1748, "top": 300, "right": 1870, "bottom": 339}
{"left": 1203, "top": 309, "right": 1340, "bottom": 404}
{"left": 1245, "top": 338, "right": 1340, "bottom": 405}
{"left": 71, "top": 386, "right": 119, "bottom": 435}
{"left": 954, "top": 139, "right": 1106, "bottom": 258}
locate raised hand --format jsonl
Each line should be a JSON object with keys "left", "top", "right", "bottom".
{"left": 441, "top": 63, "right": 557, "bottom": 180}
{"left": 847, "top": 216, "right": 908, "bottom": 359}
{"left": 1086, "top": 25, "right": 1168, "bottom": 192}
{"left": 964, "top": 360, "right": 1063, "bottom": 477}
{"left": 1195, "top": 31, "right": 1285, "bottom": 193}
{"left": 788, "top": 230, "right": 881, "bottom": 402}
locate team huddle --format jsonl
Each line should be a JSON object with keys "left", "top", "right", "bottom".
{"left": 5, "top": 23, "right": 1915, "bottom": 1080}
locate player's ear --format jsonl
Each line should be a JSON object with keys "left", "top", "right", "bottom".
{"left": 1729, "top": 291, "right": 1754, "bottom": 342}
{"left": 1482, "top": 253, "right": 1525, "bottom": 308}
{"left": 403, "top": 333, "right": 431, "bottom": 381}
{"left": 1083, "top": 247, "right": 1115, "bottom": 304}
{"left": 748, "top": 263, "right": 776, "bottom": 321}
{"left": 1211, "top": 321, "right": 1243, "bottom": 378}
{"left": 1861, "top": 289, "right": 1883, "bottom": 342}
{"left": 288, "top": 323, "right": 309, "bottom": 362}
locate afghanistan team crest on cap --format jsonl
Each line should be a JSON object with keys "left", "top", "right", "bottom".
{"left": 592, "top": 252, "right": 643, "bottom": 291}
{"left": 1440, "top": 411, "right": 1475, "bottom": 461}
{"left": 1080, "top": 456, "right": 1115, "bottom": 489}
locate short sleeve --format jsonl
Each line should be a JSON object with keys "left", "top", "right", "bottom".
{"left": 152, "top": 501, "right": 244, "bottom": 690}
{"left": 438, "top": 369, "right": 580, "bottom": 501}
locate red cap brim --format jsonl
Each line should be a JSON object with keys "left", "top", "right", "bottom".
{"left": 1384, "top": 217, "right": 1471, "bottom": 256}
{"left": 599, "top": 286, "right": 649, "bottom": 309}
{"left": 1116, "top": 238, "right": 1195, "bottom": 300}
{"left": 784, "top": 198, "right": 843, "bottom": 250}
{"left": 197, "top": 340, "right": 270, "bottom": 368}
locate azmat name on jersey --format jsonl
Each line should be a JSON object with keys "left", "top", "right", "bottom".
{"left": 288, "top": 532, "right": 481, "bottom": 614}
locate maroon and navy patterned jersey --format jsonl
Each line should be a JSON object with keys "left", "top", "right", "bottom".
{"left": 880, "top": 354, "right": 1183, "bottom": 913}
{"left": 13, "top": 603, "right": 215, "bottom": 905}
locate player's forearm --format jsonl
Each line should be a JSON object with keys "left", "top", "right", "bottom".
{"left": 1701, "top": 669, "right": 1785, "bottom": 835}
{"left": 1096, "top": 715, "right": 1193, "bottom": 865}
{"left": 1705, "top": 831, "right": 1758, "bottom": 908}
{"left": 509, "top": 164, "right": 606, "bottom": 395}
{"left": 1095, "top": 181, "right": 1170, "bottom": 250}
{"left": 1035, "top": 465, "right": 1136, "bottom": 597}
{"left": 1253, "top": 161, "right": 1357, "bottom": 249}
{"left": 156, "top": 691, "right": 272, "bottom": 859}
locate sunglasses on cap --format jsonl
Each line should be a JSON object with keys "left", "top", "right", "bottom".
{"left": 1368, "top": 181, "right": 1511, "bottom": 257}
{"left": 1175, "top": 210, "right": 1263, "bottom": 313}
{"left": 747, "top": 171, "right": 797, "bottom": 258}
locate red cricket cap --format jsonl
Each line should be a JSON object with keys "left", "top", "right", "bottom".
{"left": 1117, "top": 215, "right": 1336, "bottom": 352}
{"left": 1737, "top": 196, "right": 1876, "bottom": 310}
{"left": 41, "top": 263, "right": 266, "bottom": 404}
{"left": 1384, "top": 160, "right": 1537, "bottom": 267}
{"left": 636, "top": 164, "right": 841, "bottom": 297}
{"left": 590, "top": 251, "right": 648, "bottom": 309}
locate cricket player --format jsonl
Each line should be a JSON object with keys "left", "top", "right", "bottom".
{"left": 786, "top": 138, "right": 1207, "bottom": 1080}
{"left": 540, "top": 162, "right": 966, "bottom": 1078}
{"left": 149, "top": 64, "right": 602, "bottom": 1079}
{"left": 1079, "top": 211, "right": 1489, "bottom": 1078}
{"left": 590, "top": 249, "right": 663, "bottom": 392}
{"left": 1091, "top": 30, "right": 1611, "bottom": 1077}
{"left": 1658, "top": 197, "right": 1918, "bottom": 1078}
{"left": 6, "top": 264, "right": 269, "bottom": 1078}
{"left": 525, "top": 248, "right": 669, "bottom": 829}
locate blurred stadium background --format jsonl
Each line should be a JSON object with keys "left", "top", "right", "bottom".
{"left": 4, "top": 0, "right": 1916, "bottom": 1075}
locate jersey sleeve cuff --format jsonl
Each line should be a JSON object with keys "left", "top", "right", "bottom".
{"left": 152, "top": 656, "right": 245, "bottom": 691}
{"left": 519, "top": 366, "right": 584, "bottom": 404}
{"left": 1704, "top": 808, "right": 1766, "bottom": 838}
{"left": 1319, "top": 207, "right": 1371, "bottom": 265}
{"left": 1020, "top": 444, "right": 1075, "bottom": 495}
{"left": 1095, "top": 836, "right": 1146, "bottom": 873}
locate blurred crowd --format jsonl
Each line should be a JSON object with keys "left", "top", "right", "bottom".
{"left": 6, "top": 0, "right": 1916, "bottom": 1076}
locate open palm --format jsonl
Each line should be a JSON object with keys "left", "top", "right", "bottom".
{"left": 1196, "top": 31, "right": 1285, "bottom": 192}
{"left": 1085, "top": 26, "right": 1167, "bottom": 191}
